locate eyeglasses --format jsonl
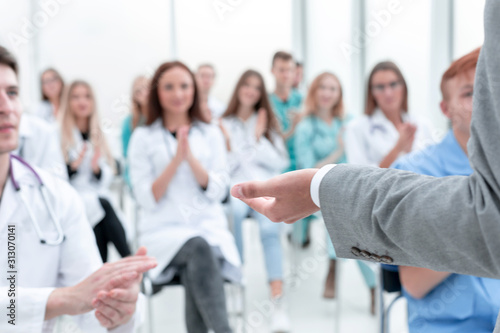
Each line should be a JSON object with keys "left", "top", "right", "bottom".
{"left": 42, "top": 77, "right": 60, "bottom": 86}
{"left": 371, "top": 81, "right": 402, "bottom": 94}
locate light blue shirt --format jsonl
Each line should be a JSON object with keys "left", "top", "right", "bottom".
{"left": 269, "top": 90, "right": 302, "bottom": 171}
{"left": 391, "top": 130, "right": 500, "bottom": 333}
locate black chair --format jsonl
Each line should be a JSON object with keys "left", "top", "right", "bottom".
{"left": 379, "top": 264, "right": 405, "bottom": 333}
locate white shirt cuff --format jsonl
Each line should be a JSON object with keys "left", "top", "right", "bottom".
{"left": 310, "top": 164, "right": 336, "bottom": 208}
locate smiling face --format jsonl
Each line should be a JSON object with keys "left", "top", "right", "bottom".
{"left": 0, "top": 64, "right": 21, "bottom": 154}
{"left": 315, "top": 75, "right": 341, "bottom": 111}
{"left": 157, "top": 66, "right": 195, "bottom": 116}
{"left": 371, "top": 69, "right": 405, "bottom": 114}
{"left": 237, "top": 75, "right": 262, "bottom": 109}
{"left": 69, "top": 84, "right": 94, "bottom": 120}
{"left": 441, "top": 68, "right": 476, "bottom": 136}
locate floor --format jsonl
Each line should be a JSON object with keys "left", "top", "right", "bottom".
{"left": 114, "top": 189, "right": 410, "bottom": 333}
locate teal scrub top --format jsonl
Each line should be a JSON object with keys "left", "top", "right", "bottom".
{"left": 269, "top": 89, "right": 302, "bottom": 172}
{"left": 391, "top": 131, "right": 500, "bottom": 333}
{"left": 294, "top": 114, "right": 353, "bottom": 169}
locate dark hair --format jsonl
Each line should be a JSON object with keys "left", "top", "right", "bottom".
{"left": 146, "top": 61, "right": 209, "bottom": 126}
{"left": 222, "top": 69, "right": 280, "bottom": 143}
{"left": 0, "top": 46, "right": 18, "bottom": 75}
{"left": 365, "top": 61, "right": 408, "bottom": 115}
{"left": 272, "top": 51, "right": 293, "bottom": 67}
{"left": 41, "top": 68, "right": 65, "bottom": 101}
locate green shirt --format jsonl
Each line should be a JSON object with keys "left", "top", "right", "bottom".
{"left": 269, "top": 89, "right": 303, "bottom": 171}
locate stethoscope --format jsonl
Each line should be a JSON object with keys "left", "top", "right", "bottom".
{"left": 8, "top": 154, "right": 65, "bottom": 245}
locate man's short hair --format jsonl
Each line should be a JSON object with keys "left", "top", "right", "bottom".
{"left": 197, "top": 63, "right": 215, "bottom": 75}
{"left": 272, "top": 51, "right": 293, "bottom": 67}
{"left": 0, "top": 46, "right": 18, "bottom": 75}
{"left": 440, "top": 48, "right": 481, "bottom": 100}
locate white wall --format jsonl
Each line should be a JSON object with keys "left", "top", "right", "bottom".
{"left": 454, "top": 0, "right": 485, "bottom": 58}
{"left": 0, "top": 1, "right": 38, "bottom": 112}
{"left": 305, "top": 0, "right": 352, "bottom": 113}
{"left": 175, "top": 0, "right": 292, "bottom": 105}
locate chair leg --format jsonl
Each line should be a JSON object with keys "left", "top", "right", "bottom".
{"left": 142, "top": 275, "right": 155, "bottom": 333}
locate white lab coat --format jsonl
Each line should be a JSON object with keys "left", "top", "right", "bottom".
{"left": 34, "top": 100, "right": 56, "bottom": 124}
{"left": 221, "top": 114, "right": 289, "bottom": 185}
{"left": 66, "top": 128, "right": 124, "bottom": 229}
{"left": 345, "top": 109, "right": 434, "bottom": 166}
{"left": 0, "top": 157, "right": 139, "bottom": 333}
{"left": 128, "top": 120, "right": 241, "bottom": 281}
{"left": 13, "top": 113, "right": 67, "bottom": 180}
{"left": 208, "top": 95, "right": 226, "bottom": 120}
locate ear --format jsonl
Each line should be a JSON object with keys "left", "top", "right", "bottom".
{"left": 440, "top": 100, "right": 451, "bottom": 119}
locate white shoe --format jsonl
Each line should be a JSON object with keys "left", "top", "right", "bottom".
{"left": 270, "top": 296, "right": 291, "bottom": 332}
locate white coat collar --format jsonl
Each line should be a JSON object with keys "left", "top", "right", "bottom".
{"left": 371, "top": 108, "right": 410, "bottom": 123}
{"left": 0, "top": 156, "right": 37, "bottom": 224}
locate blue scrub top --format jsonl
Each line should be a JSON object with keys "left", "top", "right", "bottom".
{"left": 391, "top": 131, "right": 500, "bottom": 333}
{"left": 269, "top": 90, "right": 302, "bottom": 172}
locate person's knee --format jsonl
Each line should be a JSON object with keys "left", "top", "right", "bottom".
{"left": 187, "top": 236, "right": 211, "bottom": 256}
{"left": 98, "top": 197, "right": 112, "bottom": 211}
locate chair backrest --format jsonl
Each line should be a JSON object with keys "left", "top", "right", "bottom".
{"left": 381, "top": 264, "right": 401, "bottom": 293}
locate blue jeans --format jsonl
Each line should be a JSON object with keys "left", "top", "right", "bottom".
{"left": 230, "top": 197, "right": 283, "bottom": 282}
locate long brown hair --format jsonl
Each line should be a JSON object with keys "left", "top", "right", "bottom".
{"left": 222, "top": 70, "right": 280, "bottom": 143}
{"left": 146, "top": 61, "right": 208, "bottom": 126}
{"left": 131, "top": 76, "right": 149, "bottom": 129}
{"left": 41, "top": 68, "right": 65, "bottom": 101}
{"left": 365, "top": 61, "right": 408, "bottom": 115}
{"left": 59, "top": 80, "right": 115, "bottom": 168}
{"left": 304, "top": 72, "right": 344, "bottom": 118}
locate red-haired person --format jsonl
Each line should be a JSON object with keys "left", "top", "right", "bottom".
{"left": 390, "top": 48, "right": 500, "bottom": 332}
{"left": 128, "top": 61, "right": 241, "bottom": 333}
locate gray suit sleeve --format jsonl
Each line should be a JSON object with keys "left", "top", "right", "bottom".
{"left": 320, "top": 0, "right": 500, "bottom": 279}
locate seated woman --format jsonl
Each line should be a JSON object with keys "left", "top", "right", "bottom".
{"left": 220, "top": 69, "right": 290, "bottom": 332}
{"left": 128, "top": 61, "right": 241, "bottom": 333}
{"left": 59, "top": 80, "right": 131, "bottom": 263}
{"left": 294, "top": 72, "right": 352, "bottom": 300}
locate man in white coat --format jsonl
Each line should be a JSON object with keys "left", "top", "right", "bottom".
{"left": 0, "top": 47, "right": 157, "bottom": 332}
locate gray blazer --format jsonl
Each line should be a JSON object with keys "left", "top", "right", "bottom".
{"left": 320, "top": 0, "right": 500, "bottom": 329}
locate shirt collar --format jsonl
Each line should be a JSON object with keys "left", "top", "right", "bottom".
{"left": 438, "top": 131, "right": 472, "bottom": 175}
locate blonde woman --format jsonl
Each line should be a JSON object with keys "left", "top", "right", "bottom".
{"left": 294, "top": 72, "right": 357, "bottom": 302}
{"left": 60, "top": 80, "right": 130, "bottom": 262}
